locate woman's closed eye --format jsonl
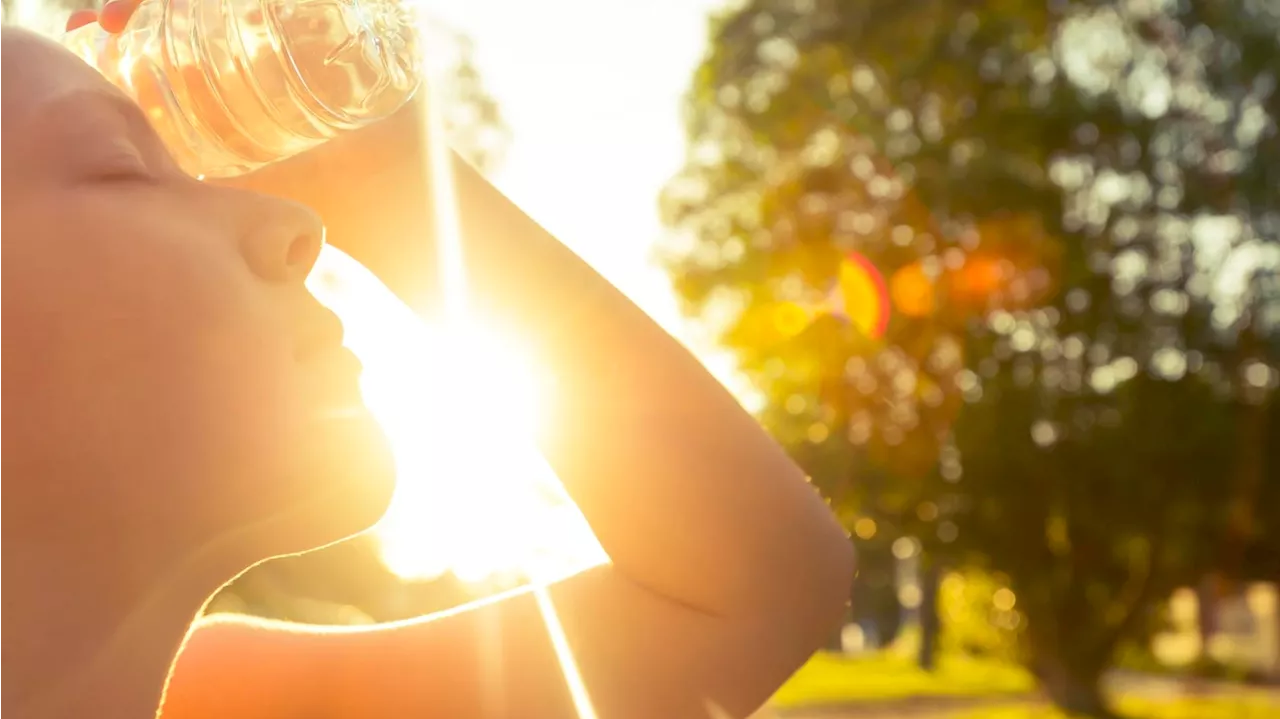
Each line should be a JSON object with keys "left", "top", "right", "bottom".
{"left": 39, "top": 94, "right": 170, "bottom": 185}
{"left": 84, "top": 138, "right": 156, "bottom": 183}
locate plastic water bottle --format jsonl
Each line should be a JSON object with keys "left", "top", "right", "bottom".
{"left": 61, "top": 0, "right": 421, "bottom": 179}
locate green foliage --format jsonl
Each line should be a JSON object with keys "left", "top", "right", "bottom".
{"left": 433, "top": 30, "right": 510, "bottom": 175}
{"left": 939, "top": 570, "right": 1025, "bottom": 663}
{"left": 663, "top": 0, "right": 1280, "bottom": 715}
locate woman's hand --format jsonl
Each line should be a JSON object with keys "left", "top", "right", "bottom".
{"left": 218, "top": 100, "right": 442, "bottom": 312}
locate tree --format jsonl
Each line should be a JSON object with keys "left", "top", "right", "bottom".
{"left": 662, "top": 1, "right": 1279, "bottom": 715}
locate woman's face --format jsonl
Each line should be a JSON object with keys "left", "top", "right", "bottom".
{"left": 1, "top": 29, "right": 395, "bottom": 569}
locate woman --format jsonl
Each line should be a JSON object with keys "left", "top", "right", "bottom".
{"left": 2, "top": 8, "right": 854, "bottom": 718}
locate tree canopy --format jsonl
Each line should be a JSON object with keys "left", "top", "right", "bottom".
{"left": 662, "top": 1, "right": 1279, "bottom": 715}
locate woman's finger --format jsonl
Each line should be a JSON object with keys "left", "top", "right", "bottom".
{"left": 65, "top": 9, "right": 98, "bottom": 32}
{"left": 98, "top": 0, "right": 143, "bottom": 33}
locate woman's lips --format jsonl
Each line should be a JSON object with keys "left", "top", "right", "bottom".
{"left": 313, "top": 347, "right": 367, "bottom": 410}
{"left": 329, "top": 347, "right": 365, "bottom": 378}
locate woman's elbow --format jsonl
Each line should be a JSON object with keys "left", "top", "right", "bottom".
{"left": 802, "top": 525, "right": 856, "bottom": 641}
{"left": 747, "top": 514, "right": 855, "bottom": 655}
{"left": 744, "top": 527, "right": 854, "bottom": 686}
{"left": 783, "top": 488, "right": 857, "bottom": 625}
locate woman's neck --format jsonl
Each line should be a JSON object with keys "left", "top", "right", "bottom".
{"left": 3, "top": 539, "right": 215, "bottom": 719}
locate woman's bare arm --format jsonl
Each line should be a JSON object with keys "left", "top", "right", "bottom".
{"left": 169, "top": 101, "right": 855, "bottom": 718}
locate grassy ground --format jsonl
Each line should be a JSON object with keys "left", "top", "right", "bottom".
{"left": 771, "top": 651, "right": 1279, "bottom": 718}
{"left": 955, "top": 692, "right": 1280, "bottom": 719}
{"left": 769, "top": 651, "right": 1034, "bottom": 709}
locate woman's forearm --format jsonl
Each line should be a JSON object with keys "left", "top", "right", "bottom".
{"left": 449, "top": 157, "right": 854, "bottom": 619}
{"left": 244, "top": 103, "right": 853, "bottom": 622}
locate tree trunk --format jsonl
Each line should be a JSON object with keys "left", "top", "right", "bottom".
{"left": 1031, "top": 652, "right": 1119, "bottom": 719}
{"left": 1196, "top": 574, "right": 1219, "bottom": 664}
{"left": 825, "top": 623, "right": 846, "bottom": 652}
{"left": 1271, "top": 594, "right": 1280, "bottom": 683}
{"left": 918, "top": 562, "right": 941, "bottom": 671}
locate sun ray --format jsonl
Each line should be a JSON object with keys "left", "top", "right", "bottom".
{"left": 312, "top": 10, "right": 606, "bottom": 717}
{"left": 417, "top": 19, "right": 603, "bottom": 712}
{"left": 534, "top": 586, "right": 600, "bottom": 719}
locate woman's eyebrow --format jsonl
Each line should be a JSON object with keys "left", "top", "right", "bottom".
{"left": 43, "top": 88, "right": 162, "bottom": 147}
{"left": 89, "top": 90, "right": 163, "bottom": 145}
{"left": 99, "top": 90, "right": 158, "bottom": 139}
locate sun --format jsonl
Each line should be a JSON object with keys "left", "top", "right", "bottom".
{"left": 307, "top": 247, "right": 608, "bottom": 585}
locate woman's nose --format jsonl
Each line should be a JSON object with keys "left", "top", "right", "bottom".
{"left": 236, "top": 193, "right": 326, "bottom": 284}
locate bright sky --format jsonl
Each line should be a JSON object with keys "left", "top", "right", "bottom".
{"left": 417, "top": 0, "right": 749, "bottom": 398}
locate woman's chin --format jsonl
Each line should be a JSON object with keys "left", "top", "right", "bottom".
{"left": 317, "top": 408, "right": 399, "bottom": 527}
{"left": 272, "top": 408, "right": 399, "bottom": 553}
{"left": 214, "top": 406, "right": 397, "bottom": 564}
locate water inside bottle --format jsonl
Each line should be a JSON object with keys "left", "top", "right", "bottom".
{"left": 63, "top": 0, "right": 420, "bottom": 178}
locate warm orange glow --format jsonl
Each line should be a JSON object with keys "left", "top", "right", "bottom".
{"left": 952, "top": 256, "right": 1005, "bottom": 301}
{"left": 309, "top": 246, "right": 608, "bottom": 586}
{"left": 889, "top": 262, "right": 936, "bottom": 318}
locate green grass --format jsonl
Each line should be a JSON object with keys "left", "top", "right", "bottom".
{"left": 954, "top": 692, "right": 1280, "bottom": 719}
{"left": 773, "top": 650, "right": 1279, "bottom": 718}
{"left": 769, "top": 650, "right": 1035, "bottom": 709}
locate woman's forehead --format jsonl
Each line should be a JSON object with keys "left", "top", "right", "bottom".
{"left": 1, "top": 27, "right": 120, "bottom": 126}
